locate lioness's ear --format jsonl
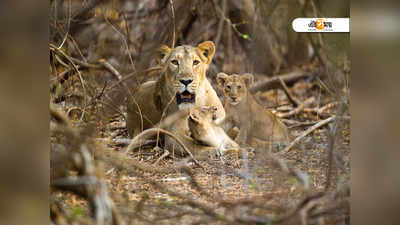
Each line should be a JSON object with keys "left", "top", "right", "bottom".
{"left": 241, "top": 73, "right": 254, "bottom": 88}
{"left": 216, "top": 72, "right": 228, "bottom": 88}
{"left": 156, "top": 45, "right": 172, "bottom": 64}
{"left": 196, "top": 41, "right": 216, "bottom": 65}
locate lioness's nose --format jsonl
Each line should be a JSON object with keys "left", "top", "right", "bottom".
{"left": 180, "top": 79, "right": 193, "bottom": 86}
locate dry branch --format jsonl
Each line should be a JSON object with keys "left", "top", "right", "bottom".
{"left": 277, "top": 116, "right": 336, "bottom": 156}
{"left": 98, "top": 59, "right": 122, "bottom": 80}
{"left": 96, "top": 150, "right": 249, "bottom": 225}
{"left": 277, "top": 97, "right": 315, "bottom": 118}
{"left": 303, "top": 101, "right": 339, "bottom": 115}
{"left": 169, "top": 0, "right": 176, "bottom": 48}
{"left": 126, "top": 128, "right": 203, "bottom": 169}
{"left": 274, "top": 192, "right": 325, "bottom": 224}
{"left": 50, "top": 106, "right": 123, "bottom": 225}
{"left": 279, "top": 77, "right": 301, "bottom": 107}
{"left": 250, "top": 69, "right": 317, "bottom": 93}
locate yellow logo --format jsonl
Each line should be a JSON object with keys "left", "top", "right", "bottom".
{"left": 316, "top": 19, "right": 325, "bottom": 30}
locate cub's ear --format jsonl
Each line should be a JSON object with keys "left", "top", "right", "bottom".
{"left": 241, "top": 73, "right": 254, "bottom": 88}
{"left": 189, "top": 110, "right": 199, "bottom": 121}
{"left": 156, "top": 45, "right": 172, "bottom": 65}
{"left": 216, "top": 72, "right": 229, "bottom": 88}
{"left": 196, "top": 41, "right": 216, "bottom": 65}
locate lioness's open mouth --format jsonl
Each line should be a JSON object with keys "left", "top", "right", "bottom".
{"left": 176, "top": 90, "right": 195, "bottom": 105}
{"left": 230, "top": 100, "right": 239, "bottom": 105}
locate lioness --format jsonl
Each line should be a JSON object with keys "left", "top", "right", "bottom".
{"left": 216, "top": 73, "right": 291, "bottom": 147}
{"left": 127, "top": 41, "right": 225, "bottom": 139}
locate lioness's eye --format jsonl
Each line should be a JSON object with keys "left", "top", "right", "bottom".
{"left": 226, "top": 85, "right": 231, "bottom": 90}
{"left": 193, "top": 60, "right": 200, "bottom": 65}
{"left": 238, "top": 85, "right": 242, "bottom": 89}
{"left": 171, "top": 60, "right": 179, "bottom": 65}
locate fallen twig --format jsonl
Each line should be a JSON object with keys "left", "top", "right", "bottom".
{"left": 303, "top": 101, "right": 339, "bottom": 115}
{"left": 277, "top": 97, "right": 315, "bottom": 118}
{"left": 154, "top": 149, "right": 169, "bottom": 165}
{"left": 99, "top": 59, "right": 122, "bottom": 80}
{"left": 279, "top": 77, "right": 301, "bottom": 107}
{"left": 250, "top": 69, "right": 317, "bottom": 93}
{"left": 126, "top": 128, "right": 203, "bottom": 169}
{"left": 277, "top": 116, "right": 336, "bottom": 156}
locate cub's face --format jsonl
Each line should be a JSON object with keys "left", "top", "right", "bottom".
{"left": 188, "top": 105, "right": 239, "bottom": 154}
{"left": 217, "top": 73, "right": 254, "bottom": 106}
{"left": 188, "top": 106, "right": 218, "bottom": 137}
{"left": 158, "top": 41, "right": 215, "bottom": 110}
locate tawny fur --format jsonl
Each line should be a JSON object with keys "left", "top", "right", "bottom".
{"left": 126, "top": 41, "right": 226, "bottom": 154}
{"left": 217, "top": 73, "right": 291, "bottom": 147}
{"left": 188, "top": 106, "right": 239, "bottom": 155}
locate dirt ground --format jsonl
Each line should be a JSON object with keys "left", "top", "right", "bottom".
{"left": 52, "top": 75, "right": 350, "bottom": 225}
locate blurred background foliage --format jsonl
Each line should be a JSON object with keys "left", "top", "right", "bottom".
{"left": 49, "top": 0, "right": 350, "bottom": 123}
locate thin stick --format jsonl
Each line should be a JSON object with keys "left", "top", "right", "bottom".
{"left": 277, "top": 116, "right": 336, "bottom": 156}
{"left": 250, "top": 69, "right": 316, "bottom": 93}
{"left": 279, "top": 77, "right": 300, "bottom": 107}
{"left": 104, "top": 16, "right": 136, "bottom": 74}
{"left": 277, "top": 97, "right": 314, "bottom": 118}
{"left": 213, "top": 0, "right": 226, "bottom": 48}
{"left": 169, "top": 0, "right": 176, "bottom": 48}
{"left": 156, "top": 92, "right": 176, "bottom": 147}
{"left": 57, "top": 0, "right": 71, "bottom": 49}
{"left": 98, "top": 59, "right": 122, "bottom": 80}
{"left": 67, "top": 35, "right": 87, "bottom": 62}
{"left": 154, "top": 149, "right": 170, "bottom": 165}
{"left": 126, "top": 128, "right": 203, "bottom": 169}
{"left": 50, "top": 44, "right": 88, "bottom": 121}
{"left": 325, "top": 102, "right": 346, "bottom": 191}
{"left": 106, "top": 66, "right": 162, "bottom": 91}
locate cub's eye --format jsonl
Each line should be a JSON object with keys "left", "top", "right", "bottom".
{"left": 193, "top": 60, "right": 200, "bottom": 65}
{"left": 171, "top": 60, "right": 179, "bottom": 65}
{"left": 237, "top": 85, "right": 242, "bottom": 89}
{"left": 226, "top": 85, "right": 231, "bottom": 90}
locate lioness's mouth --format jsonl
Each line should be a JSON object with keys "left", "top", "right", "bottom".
{"left": 230, "top": 100, "right": 239, "bottom": 105}
{"left": 176, "top": 90, "right": 195, "bottom": 105}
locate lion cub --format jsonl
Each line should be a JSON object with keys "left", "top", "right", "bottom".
{"left": 164, "top": 106, "right": 239, "bottom": 156}
{"left": 217, "top": 73, "right": 291, "bottom": 147}
{"left": 188, "top": 106, "right": 239, "bottom": 155}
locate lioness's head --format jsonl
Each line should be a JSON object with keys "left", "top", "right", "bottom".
{"left": 157, "top": 41, "right": 216, "bottom": 110}
{"left": 216, "top": 73, "right": 254, "bottom": 106}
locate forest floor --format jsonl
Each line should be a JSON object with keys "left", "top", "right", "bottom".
{"left": 52, "top": 73, "right": 350, "bottom": 225}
